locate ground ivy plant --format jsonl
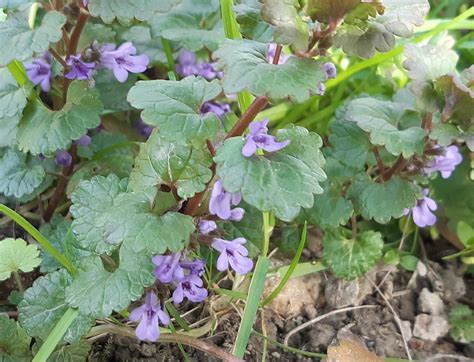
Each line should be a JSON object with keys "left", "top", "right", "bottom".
{"left": 0, "top": 0, "right": 472, "bottom": 360}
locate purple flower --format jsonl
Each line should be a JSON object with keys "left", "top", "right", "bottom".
{"left": 424, "top": 145, "right": 462, "bottom": 179}
{"left": 100, "top": 42, "right": 149, "bottom": 83}
{"left": 229, "top": 207, "right": 245, "bottom": 221}
{"left": 267, "top": 43, "right": 289, "bottom": 64}
{"left": 200, "top": 101, "right": 231, "bottom": 119}
{"left": 65, "top": 55, "right": 96, "bottom": 80}
{"left": 172, "top": 274, "right": 208, "bottom": 304}
{"left": 318, "top": 83, "right": 326, "bottom": 95}
{"left": 242, "top": 119, "right": 289, "bottom": 157}
{"left": 129, "top": 292, "right": 169, "bottom": 342}
{"left": 77, "top": 135, "right": 91, "bottom": 146}
{"left": 152, "top": 253, "right": 184, "bottom": 284}
{"left": 324, "top": 62, "right": 337, "bottom": 79}
{"left": 404, "top": 189, "right": 437, "bottom": 228}
{"left": 209, "top": 180, "right": 244, "bottom": 220}
{"left": 135, "top": 119, "right": 154, "bottom": 139}
{"left": 176, "top": 50, "right": 222, "bottom": 80}
{"left": 198, "top": 220, "right": 217, "bottom": 235}
{"left": 55, "top": 150, "right": 72, "bottom": 167}
{"left": 211, "top": 237, "right": 253, "bottom": 275}
{"left": 179, "top": 259, "right": 206, "bottom": 276}
{"left": 82, "top": 0, "right": 88, "bottom": 6}
{"left": 25, "top": 53, "right": 52, "bottom": 92}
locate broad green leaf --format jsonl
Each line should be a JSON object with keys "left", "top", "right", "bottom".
{"left": 0, "top": 68, "right": 30, "bottom": 147}
{"left": 323, "top": 228, "right": 384, "bottom": 279}
{"left": 304, "top": 188, "right": 354, "bottom": 228}
{"left": 344, "top": 97, "right": 426, "bottom": 157}
{"left": 78, "top": 23, "right": 116, "bottom": 50}
{"left": 261, "top": 0, "right": 309, "bottom": 51}
{"left": 430, "top": 122, "right": 462, "bottom": 147}
{"left": 129, "top": 130, "right": 213, "bottom": 199}
{"left": 17, "top": 81, "right": 103, "bottom": 155}
{"left": 305, "top": 0, "right": 384, "bottom": 23}
{"left": 348, "top": 175, "right": 420, "bottom": 224}
{"left": 18, "top": 269, "right": 94, "bottom": 343}
{"left": 449, "top": 305, "right": 474, "bottom": 343}
{"left": 65, "top": 246, "right": 155, "bottom": 319}
{"left": 215, "top": 125, "right": 326, "bottom": 221}
{"left": 0, "top": 148, "right": 45, "bottom": 199}
{"left": 87, "top": 0, "right": 176, "bottom": 24}
{"left": 0, "top": 238, "right": 41, "bottom": 281}
{"left": 329, "top": 118, "right": 371, "bottom": 169}
{"left": 0, "top": 11, "right": 66, "bottom": 66}
{"left": 128, "top": 76, "right": 222, "bottom": 141}
{"left": 213, "top": 40, "right": 326, "bottom": 102}
{"left": 435, "top": 66, "right": 474, "bottom": 131}
{"left": 117, "top": 25, "right": 168, "bottom": 64}
{"left": 333, "top": 0, "right": 429, "bottom": 58}
{"left": 71, "top": 174, "right": 195, "bottom": 255}
{"left": 34, "top": 340, "right": 91, "bottom": 362}
{"left": 150, "top": 2, "right": 225, "bottom": 52}
{"left": 0, "top": 0, "right": 32, "bottom": 9}
{"left": 234, "top": 1, "right": 273, "bottom": 42}
{"left": 457, "top": 222, "right": 474, "bottom": 248}
{"left": 0, "top": 315, "right": 31, "bottom": 362}
{"left": 94, "top": 70, "right": 137, "bottom": 114}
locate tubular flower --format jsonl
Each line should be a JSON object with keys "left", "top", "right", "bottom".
{"left": 211, "top": 237, "right": 253, "bottom": 275}
{"left": 129, "top": 292, "right": 169, "bottom": 342}
{"left": 209, "top": 180, "right": 244, "bottom": 220}
{"left": 100, "top": 42, "right": 149, "bottom": 83}
{"left": 424, "top": 145, "right": 462, "bottom": 179}
{"left": 242, "top": 119, "right": 289, "bottom": 157}
{"left": 404, "top": 189, "right": 437, "bottom": 228}
{"left": 25, "top": 53, "right": 53, "bottom": 92}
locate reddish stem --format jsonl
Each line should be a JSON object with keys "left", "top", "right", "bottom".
{"left": 373, "top": 147, "right": 386, "bottom": 182}
{"left": 272, "top": 44, "right": 282, "bottom": 65}
{"left": 384, "top": 156, "right": 406, "bottom": 181}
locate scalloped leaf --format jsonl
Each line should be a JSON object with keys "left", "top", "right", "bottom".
{"left": 18, "top": 269, "right": 94, "bottom": 343}
{"left": 0, "top": 148, "right": 46, "bottom": 199}
{"left": 348, "top": 175, "right": 420, "bottom": 224}
{"left": 87, "top": 0, "right": 176, "bottom": 24}
{"left": 0, "top": 238, "right": 41, "bottom": 281}
{"left": 305, "top": 0, "right": 384, "bottom": 23}
{"left": 0, "top": 315, "right": 31, "bottom": 361}
{"left": 323, "top": 228, "right": 383, "bottom": 279}
{"left": 129, "top": 131, "right": 213, "bottom": 199}
{"left": 128, "top": 76, "right": 222, "bottom": 141}
{"left": 344, "top": 97, "right": 426, "bottom": 157}
{"left": 213, "top": 39, "right": 326, "bottom": 102}
{"left": 261, "top": 0, "right": 309, "bottom": 51}
{"left": 0, "top": 11, "right": 66, "bottom": 66}
{"left": 17, "top": 81, "right": 103, "bottom": 155}
{"left": 215, "top": 125, "right": 326, "bottom": 221}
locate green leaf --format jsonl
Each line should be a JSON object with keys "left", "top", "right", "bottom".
{"left": 128, "top": 76, "right": 222, "bottom": 141}
{"left": 333, "top": 0, "right": 429, "bottom": 58}
{"left": 87, "top": 0, "right": 176, "bottom": 24}
{"left": 0, "top": 68, "right": 30, "bottom": 147}
{"left": 215, "top": 125, "right": 326, "bottom": 221}
{"left": 449, "top": 305, "right": 474, "bottom": 343}
{"left": 344, "top": 97, "right": 426, "bottom": 157}
{"left": 34, "top": 340, "right": 91, "bottom": 362}
{"left": 348, "top": 175, "right": 420, "bottom": 224}
{"left": 304, "top": 187, "right": 354, "bottom": 228}
{"left": 78, "top": 23, "right": 116, "bottom": 50}
{"left": 323, "top": 228, "right": 384, "bottom": 279}
{"left": 71, "top": 174, "right": 195, "bottom": 255}
{"left": 117, "top": 25, "right": 168, "bottom": 64}
{"left": 129, "top": 131, "right": 213, "bottom": 199}
{"left": 0, "top": 148, "right": 46, "bottom": 199}
{"left": 435, "top": 66, "right": 474, "bottom": 131}
{"left": 0, "top": 315, "right": 31, "bottom": 362}
{"left": 0, "top": 238, "right": 41, "bottom": 281}
{"left": 18, "top": 269, "right": 94, "bottom": 343}
{"left": 0, "top": 11, "right": 66, "bottom": 66}
{"left": 0, "top": 0, "right": 32, "bottom": 9}
{"left": 399, "top": 254, "right": 419, "bottom": 271}
{"left": 261, "top": 0, "right": 309, "bottom": 51}
{"left": 329, "top": 118, "right": 371, "bottom": 169}
{"left": 95, "top": 71, "right": 137, "bottom": 114}
{"left": 150, "top": 2, "right": 225, "bottom": 52}
{"left": 17, "top": 81, "right": 103, "bottom": 155}
{"left": 457, "top": 222, "right": 474, "bottom": 248}
{"left": 65, "top": 247, "right": 155, "bottom": 319}
{"left": 234, "top": 1, "right": 273, "bottom": 42}
{"left": 305, "top": 0, "right": 384, "bottom": 23}
{"left": 214, "top": 39, "right": 327, "bottom": 103}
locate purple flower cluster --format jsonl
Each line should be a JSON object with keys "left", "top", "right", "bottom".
{"left": 424, "top": 145, "right": 462, "bottom": 179}
{"left": 242, "top": 119, "right": 290, "bottom": 157}
{"left": 176, "top": 50, "right": 222, "bottom": 80}
{"left": 201, "top": 101, "right": 231, "bottom": 119}
{"left": 25, "top": 53, "right": 53, "bottom": 92}
{"left": 405, "top": 189, "right": 437, "bottom": 228}
{"left": 318, "top": 62, "right": 337, "bottom": 96}
{"left": 65, "top": 55, "right": 96, "bottom": 80}
{"left": 209, "top": 180, "right": 244, "bottom": 221}
{"left": 152, "top": 253, "right": 208, "bottom": 304}
{"left": 129, "top": 292, "right": 169, "bottom": 342}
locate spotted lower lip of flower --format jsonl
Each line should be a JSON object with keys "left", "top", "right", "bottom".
{"left": 242, "top": 119, "right": 290, "bottom": 157}
{"left": 100, "top": 42, "right": 149, "bottom": 83}
{"left": 129, "top": 292, "right": 170, "bottom": 342}
{"left": 65, "top": 55, "right": 96, "bottom": 80}
{"left": 424, "top": 145, "right": 462, "bottom": 179}
{"left": 152, "top": 253, "right": 184, "bottom": 284}
{"left": 172, "top": 274, "right": 208, "bottom": 304}
{"left": 176, "top": 49, "right": 222, "bottom": 80}
{"left": 404, "top": 189, "right": 437, "bottom": 228}
{"left": 211, "top": 237, "right": 253, "bottom": 275}
{"left": 25, "top": 53, "right": 53, "bottom": 92}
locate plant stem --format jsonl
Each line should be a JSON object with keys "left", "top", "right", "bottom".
{"left": 384, "top": 156, "right": 406, "bottom": 181}
{"left": 48, "top": 47, "right": 68, "bottom": 69}
{"left": 226, "top": 96, "right": 269, "bottom": 139}
{"left": 12, "top": 271, "right": 25, "bottom": 293}
{"left": 162, "top": 37, "right": 178, "bottom": 80}
{"left": 373, "top": 147, "right": 386, "bottom": 181}
{"left": 351, "top": 215, "right": 357, "bottom": 240}
{"left": 87, "top": 324, "right": 244, "bottom": 362}
{"left": 261, "top": 212, "right": 272, "bottom": 256}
